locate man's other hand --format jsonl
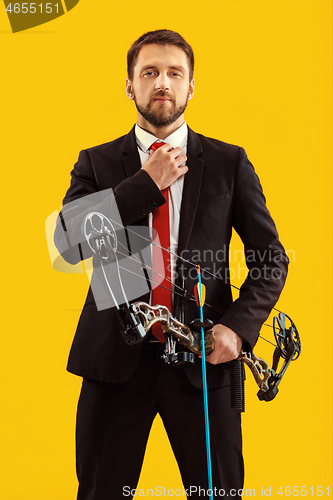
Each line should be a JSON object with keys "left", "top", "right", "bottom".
{"left": 142, "top": 143, "right": 188, "bottom": 190}
{"left": 204, "top": 324, "right": 243, "bottom": 365}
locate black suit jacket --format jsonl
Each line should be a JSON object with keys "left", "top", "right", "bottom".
{"left": 54, "top": 126, "right": 288, "bottom": 389}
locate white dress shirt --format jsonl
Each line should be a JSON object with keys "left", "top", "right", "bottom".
{"left": 135, "top": 122, "right": 188, "bottom": 286}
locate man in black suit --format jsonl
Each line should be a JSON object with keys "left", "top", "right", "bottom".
{"left": 55, "top": 30, "right": 288, "bottom": 499}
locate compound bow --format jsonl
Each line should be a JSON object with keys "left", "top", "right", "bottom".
{"left": 83, "top": 211, "right": 301, "bottom": 411}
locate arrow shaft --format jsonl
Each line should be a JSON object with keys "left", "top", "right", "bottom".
{"left": 197, "top": 267, "right": 213, "bottom": 497}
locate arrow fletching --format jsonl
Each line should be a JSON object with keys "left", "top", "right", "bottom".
{"left": 194, "top": 282, "right": 206, "bottom": 307}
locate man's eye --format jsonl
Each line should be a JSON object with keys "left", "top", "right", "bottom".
{"left": 143, "top": 71, "right": 155, "bottom": 76}
{"left": 171, "top": 72, "right": 182, "bottom": 77}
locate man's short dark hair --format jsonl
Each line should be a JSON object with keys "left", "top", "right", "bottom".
{"left": 127, "top": 29, "right": 194, "bottom": 81}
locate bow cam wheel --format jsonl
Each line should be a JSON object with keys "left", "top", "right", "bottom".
{"left": 83, "top": 212, "right": 117, "bottom": 262}
{"left": 273, "top": 313, "right": 301, "bottom": 360}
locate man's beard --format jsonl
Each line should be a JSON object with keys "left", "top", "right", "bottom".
{"left": 134, "top": 93, "right": 189, "bottom": 127}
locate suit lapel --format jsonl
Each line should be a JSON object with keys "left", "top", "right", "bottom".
{"left": 120, "top": 126, "right": 149, "bottom": 230}
{"left": 121, "top": 126, "right": 142, "bottom": 178}
{"left": 177, "top": 127, "right": 204, "bottom": 255}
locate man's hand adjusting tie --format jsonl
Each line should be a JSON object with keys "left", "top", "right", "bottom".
{"left": 142, "top": 141, "right": 188, "bottom": 191}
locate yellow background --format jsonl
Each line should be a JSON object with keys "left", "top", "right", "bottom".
{"left": 1, "top": 0, "right": 332, "bottom": 498}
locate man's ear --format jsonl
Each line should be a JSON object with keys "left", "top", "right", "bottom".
{"left": 126, "top": 78, "right": 135, "bottom": 100}
{"left": 188, "top": 78, "right": 195, "bottom": 100}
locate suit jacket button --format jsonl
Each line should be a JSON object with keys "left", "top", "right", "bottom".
{"left": 147, "top": 205, "right": 152, "bottom": 213}
{"left": 141, "top": 209, "right": 148, "bottom": 216}
{"left": 152, "top": 203, "right": 158, "bottom": 210}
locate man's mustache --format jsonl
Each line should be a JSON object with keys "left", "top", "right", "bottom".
{"left": 151, "top": 91, "right": 175, "bottom": 101}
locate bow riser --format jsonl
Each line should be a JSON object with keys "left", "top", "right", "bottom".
{"left": 129, "top": 301, "right": 215, "bottom": 356}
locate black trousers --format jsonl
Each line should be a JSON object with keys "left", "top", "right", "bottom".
{"left": 76, "top": 343, "right": 244, "bottom": 500}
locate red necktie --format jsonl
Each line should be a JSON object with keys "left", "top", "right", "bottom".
{"left": 150, "top": 141, "right": 172, "bottom": 342}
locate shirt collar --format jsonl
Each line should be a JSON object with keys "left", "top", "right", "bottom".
{"left": 135, "top": 121, "right": 188, "bottom": 153}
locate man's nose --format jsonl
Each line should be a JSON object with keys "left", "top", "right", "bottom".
{"left": 155, "top": 73, "right": 170, "bottom": 90}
